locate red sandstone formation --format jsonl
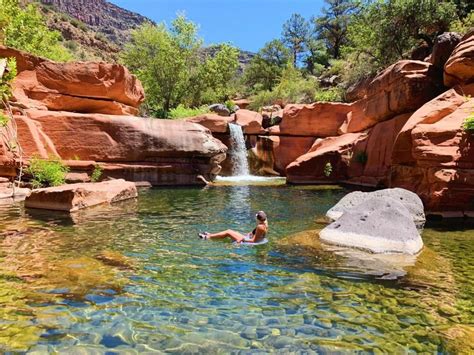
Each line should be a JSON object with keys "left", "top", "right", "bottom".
{"left": 341, "top": 60, "right": 441, "bottom": 133}
{"left": 1, "top": 46, "right": 144, "bottom": 116}
{"left": 0, "top": 46, "right": 227, "bottom": 186}
{"left": 444, "top": 30, "right": 474, "bottom": 87}
{"left": 185, "top": 31, "right": 473, "bottom": 215}
{"left": 391, "top": 93, "right": 474, "bottom": 216}
{"left": 187, "top": 114, "right": 234, "bottom": 133}
{"left": 25, "top": 179, "right": 138, "bottom": 212}
{"left": 234, "top": 109, "right": 265, "bottom": 134}
{"left": 280, "top": 102, "right": 352, "bottom": 137}
{"left": 286, "top": 133, "right": 368, "bottom": 183}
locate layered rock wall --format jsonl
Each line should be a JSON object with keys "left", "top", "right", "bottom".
{"left": 187, "top": 31, "right": 474, "bottom": 215}
{"left": 0, "top": 47, "right": 227, "bottom": 185}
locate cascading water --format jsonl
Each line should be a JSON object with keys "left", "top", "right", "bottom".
{"left": 216, "top": 123, "right": 286, "bottom": 184}
{"left": 228, "top": 123, "right": 251, "bottom": 176}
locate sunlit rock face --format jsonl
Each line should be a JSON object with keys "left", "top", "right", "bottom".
{"left": 24, "top": 179, "right": 138, "bottom": 212}
{"left": 326, "top": 188, "right": 426, "bottom": 227}
{"left": 444, "top": 30, "right": 474, "bottom": 87}
{"left": 1, "top": 46, "right": 144, "bottom": 115}
{"left": 0, "top": 46, "right": 228, "bottom": 185}
{"left": 320, "top": 197, "right": 424, "bottom": 255}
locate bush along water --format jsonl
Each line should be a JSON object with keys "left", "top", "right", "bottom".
{"left": 26, "top": 155, "right": 69, "bottom": 189}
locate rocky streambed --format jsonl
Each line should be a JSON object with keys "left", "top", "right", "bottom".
{"left": 0, "top": 185, "right": 472, "bottom": 353}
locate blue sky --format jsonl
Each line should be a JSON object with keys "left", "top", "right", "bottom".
{"left": 110, "top": 0, "right": 325, "bottom": 52}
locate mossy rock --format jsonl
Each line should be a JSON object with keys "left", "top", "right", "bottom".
{"left": 276, "top": 230, "right": 322, "bottom": 249}
{"left": 95, "top": 250, "right": 136, "bottom": 270}
{"left": 36, "top": 256, "right": 126, "bottom": 299}
{"left": 440, "top": 325, "right": 474, "bottom": 354}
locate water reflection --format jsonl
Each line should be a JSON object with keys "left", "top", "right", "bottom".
{"left": 0, "top": 186, "right": 471, "bottom": 353}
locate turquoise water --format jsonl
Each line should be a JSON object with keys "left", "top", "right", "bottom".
{"left": 0, "top": 185, "right": 473, "bottom": 353}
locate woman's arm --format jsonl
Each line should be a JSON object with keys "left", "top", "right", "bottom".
{"left": 245, "top": 225, "right": 266, "bottom": 243}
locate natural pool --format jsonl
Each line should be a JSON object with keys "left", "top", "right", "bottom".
{"left": 0, "top": 185, "right": 473, "bottom": 353}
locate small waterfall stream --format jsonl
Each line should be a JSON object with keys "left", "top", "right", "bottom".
{"left": 216, "top": 123, "right": 285, "bottom": 184}
{"left": 228, "top": 123, "right": 251, "bottom": 177}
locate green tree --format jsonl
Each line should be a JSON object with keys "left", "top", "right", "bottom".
{"left": 196, "top": 44, "right": 240, "bottom": 105}
{"left": 282, "top": 13, "right": 310, "bottom": 66}
{"left": 313, "top": 0, "right": 360, "bottom": 59}
{"left": 243, "top": 40, "right": 291, "bottom": 92}
{"left": 122, "top": 16, "right": 202, "bottom": 114}
{"left": 122, "top": 16, "right": 239, "bottom": 115}
{"left": 346, "top": 0, "right": 458, "bottom": 69}
{"left": 303, "top": 38, "right": 330, "bottom": 75}
{"left": 0, "top": 0, "right": 73, "bottom": 61}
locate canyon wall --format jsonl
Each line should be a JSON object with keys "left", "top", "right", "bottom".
{"left": 0, "top": 46, "right": 227, "bottom": 186}
{"left": 190, "top": 31, "right": 474, "bottom": 216}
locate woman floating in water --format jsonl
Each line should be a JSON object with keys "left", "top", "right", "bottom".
{"left": 199, "top": 211, "right": 268, "bottom": 244}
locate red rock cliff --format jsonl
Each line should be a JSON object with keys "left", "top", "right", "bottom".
{"left": 0, "top": 47, "right": 227, "bottom": 185}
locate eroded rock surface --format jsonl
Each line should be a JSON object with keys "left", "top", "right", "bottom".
{"left": 320, "top": 197, "right": 423, "bottom": 254}
{"left": 444, "top": 30, "right": 474, "bottom": 87}
{"left": 326, "top": 188, "right": 426, "bottom": 226}
{"left": 0, "top": 46, "right": 228, "bottom": 186}
{"left": 1, "top": 46, "right": 144, "bottom": 115}
{"left": 280, "top": 102, "right": 352, "bottom": 137}
{"left": 25, "top": 179, "right": 137, "bottom": 212}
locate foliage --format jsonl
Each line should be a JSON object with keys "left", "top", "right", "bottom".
{"left": 345, "top": 0, "right": 458, "bottom": 72}
{"left": 313, "top": 0, "right": 360, "bottom": 59}
{"left": 463, "top": 114, "right": 474, "bottom": 133}
{"left": 282, "top": 13, "right": 310, "bottom": 65}
{"left": 324, "top": 162, "right": 333, "bottom": 177}
{"left": 0, "top": 58, "right": 16, "bottom": 128}
{"left": 90, "top": 165, "right": 103, "bottom": 183}
{"left": 122, "top": 16, "right": 239, "bottom": 116}
{"left": 314, "top": 87, "right": 344, "bottom": 102}
{"left": 249, "top": 65, "right": 317, "bottom": 110}
{"left": 450, "top": 10, "right": 474, "bottom": 34}
{"left": 243, "top": 39, "right": 291, "bottom": 93}
{"left": 168, "top": 105, "right": 210, "bottom": 119}
{"left": 122, "top": 17, "right": 201, "bottom": 114}
{"left": 26, "top": 155, "right": 69, "bottom": 189}
{"left": 304, "top": 39, "right": 330, "bottom": 75}
{"left": 0, "top": 58, "right": 16, "bottom": 102}
{"left": 0, "top": 0, "right": 73, "bottom": 62}
{"left": 225, "top": 100, "right": 236, "bottom": 113}
{"left": 0, "top": 113, "right": 8, "bottom": 127}
{"left": 339, "top": 52, "right": 378, "bottom": 88}
{"left": 192, "top": 44, "right": 240, "bottom": 105}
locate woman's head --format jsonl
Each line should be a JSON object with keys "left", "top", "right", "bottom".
{"left": 256, "top": 211, "right": 267, "bottom": 222}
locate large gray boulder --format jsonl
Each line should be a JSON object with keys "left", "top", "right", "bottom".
{"left": 209, "top": 104, "right": 231, "bottom": 117}
{"left": 431, "top": 32, "right": 462, "bottom": 69}
{"left": 320, "top": 197, "right": 424, "bottom": 255}
{"left": 326, "top": 188, "right": 425, "bottom": 227}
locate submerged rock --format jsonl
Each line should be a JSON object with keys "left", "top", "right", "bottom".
{"left": 24, "top": 179, "right": 137, "bottom": 212}
{"left": 320, "top": 197, "right": 423, "bottom": 254}
{"left": 326, "top": 188, "right": 426, "bottom": 227}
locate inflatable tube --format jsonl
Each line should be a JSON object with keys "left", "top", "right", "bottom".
{"left": 235, "top": 238, "right": 269, "bottom": 246}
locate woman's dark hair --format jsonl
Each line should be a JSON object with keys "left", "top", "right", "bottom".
{"left": 256, "top": 211, "right": 267, "bottom": 221}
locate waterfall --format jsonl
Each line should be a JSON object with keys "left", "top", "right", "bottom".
{"left": 228, "top": 123, "right": 250, "bottom": 176}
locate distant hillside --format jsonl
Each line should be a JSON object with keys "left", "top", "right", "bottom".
{"left": 37, "top": 0, "right": 150, "bottom": 44}
{"left": 26, "top": 0, "right": 255, "bottom": 69}
{"left": 24, "top": 0, "right": 150, "bottom": 62}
